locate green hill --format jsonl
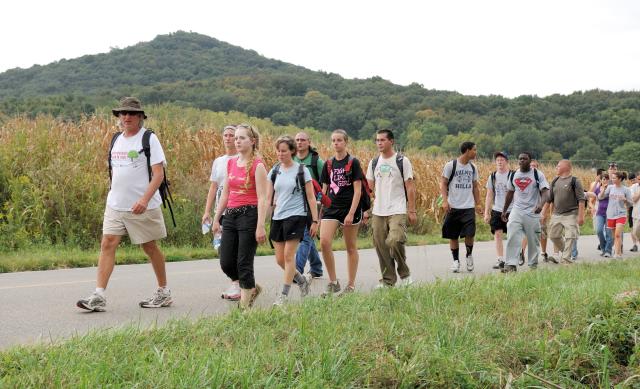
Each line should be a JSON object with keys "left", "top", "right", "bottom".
{"left": 1, "top": 31, "right": 640, "bottom": 166}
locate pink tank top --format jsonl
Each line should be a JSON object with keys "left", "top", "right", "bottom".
{"left": 227, "top": 157, "right": 262, "bottom": 208}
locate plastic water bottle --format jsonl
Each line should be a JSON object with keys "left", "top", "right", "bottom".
{"left": 213, "top": 232, "right": 222, "bottom": 250}
{"left": 201, "top": 222, "right": 211, "bottom": 235}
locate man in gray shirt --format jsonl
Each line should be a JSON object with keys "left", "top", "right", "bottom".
{"left": 501, "top": 152, "right": 550, "bottom": 272}
{"left": 440, "top": 141, "right": 480, "bottom": 273}
{"left": 544, "top": 160, "right": 585, "bottom": 264}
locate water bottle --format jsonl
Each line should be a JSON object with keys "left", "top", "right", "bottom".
{"left": 213, "top": 231, "right": 222, "bottom": 250}
{"left": 201, "top": 221, "right": 211, "bottom": 235}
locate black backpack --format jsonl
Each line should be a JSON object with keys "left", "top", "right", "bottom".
{"left": 490, "top": 170, "right": 515, "bottom": 201}
{"left": 326, "top": 156, "right": 372, "bottom": 212}
{"left": 446, "top": 159, "right": 476, "bottom": 192}
{"left": 371, "top": 153, "right": 408, "bottom": 201}
{"left": 309, "top": 148, "right": 321, "bottom": 180}
{"left": 108, "top": 130, "right": 176, "bottom": 227}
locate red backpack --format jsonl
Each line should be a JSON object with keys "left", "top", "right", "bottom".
{"left": 326, "top": 156, "right": 372, "bottom": 211}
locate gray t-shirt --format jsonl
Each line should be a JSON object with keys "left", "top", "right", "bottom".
{"left": 550, "top": 176, "right": 585, "bottom": 215}
{"left": 507, "top": 169, "right": 550, "bottom": 215}
{"left": 268, "top": 162, "right": 312, "bottom": 220}
{"left": 603, "top": 185, "right": 632, "bottom": 219}
{"left": 486, "top": 170, "right": 513, "bottom": 212}
{"left": 442, "top": 160, "right": 478, "bottom": 209}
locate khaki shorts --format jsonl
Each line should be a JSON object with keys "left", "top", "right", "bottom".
{"left": 103, "top": 206, "right": 167, "bottom": 244}
{"left": 540, "top": 219, "right": 549, "bottom": 239}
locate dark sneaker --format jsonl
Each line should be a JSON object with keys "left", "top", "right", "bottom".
{"left": 542, "top": 253, "right": 549, "bottom": 262}
{"left": 77, "top": 292, "right": 106, "bottom": 312}
{"left": 518, "top": 250, "right": 525, "bottom": 266}
{"left": 310, "top": 272, "right": 323, "bottom": 279}
{"left": 501, "top": 264, "right": 517, "bottom": 273}
{"left": 321, "top": 280, "right": 341, "bottom": 297}
{"left": 337, "top": 285, "right": 355, "bottom": 297}
{"left": 547, "top": 255, "right": 559, "bottom": 264}
{"left": 631, "top": 245, "right": 638, "bottom": 252}
{"left": 139, "top": 287, "right": 173, "bottom": 308}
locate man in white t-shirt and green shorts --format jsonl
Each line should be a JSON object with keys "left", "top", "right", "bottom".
{"left": 366, "top": 129, "right": 417, "bottom": 287}
{"left": 77, "top": 97, "right": 172, "bottom": 311}
{"left": 440, "top": 142, "right": 481, "bottom": 273}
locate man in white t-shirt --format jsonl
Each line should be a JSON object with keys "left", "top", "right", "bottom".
{"left": 501, "top": 152, "right": 550, "bottom": 272}
{"left": 202, "top": 125, "right": 240, "bottom": 301}
{"left": 484, "top": 151, "right": 513, "bottom": 270}
{"left": 630, "top": 173, "right": 640, "bottom": 251}
{"left": 440, "top": 142, "right": 481, "bottom": 273}
{"left": 366, "top": 129, "right": 416, "bottom": 287}
{"left": 77, "top": 97, "right": 172, "bottom": 312}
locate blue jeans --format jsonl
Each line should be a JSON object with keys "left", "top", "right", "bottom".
{"left": 595, "top": 215, "right": 613, "bottom": 254}
{"left": 572, "top": 239, "right": 578, "bottom": 258}
{"left": 295, "top": 227, "right": 323, "bottom": 275}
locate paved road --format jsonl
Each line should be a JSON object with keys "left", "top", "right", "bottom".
{"left": 0, "top": 235, "right": 620, "bottom": 349}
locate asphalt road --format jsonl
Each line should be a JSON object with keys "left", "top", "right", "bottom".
{"left": 0, "top": 235, "right": 620, "bottom": 350}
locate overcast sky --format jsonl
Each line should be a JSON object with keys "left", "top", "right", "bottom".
{"left": 1, "top": 0, "right": 639, "bottom": 97}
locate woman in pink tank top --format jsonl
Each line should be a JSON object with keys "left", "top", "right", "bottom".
{"left": 212, "top": 124, "right": 268, "bottom": 309}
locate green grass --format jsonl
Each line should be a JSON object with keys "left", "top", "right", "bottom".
{"left": 0, "top": 219, "right": 601, "bottom": 273}
{"left": 3, "top": 260, "right": 640, "bottom": 387}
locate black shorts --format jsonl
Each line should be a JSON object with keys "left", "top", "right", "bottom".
{"left": 442, "top": 208, "right": 476, "bottom": 239}
{"left": 489, "top": 209, "right": 508, "bottom": 234}
{"left": 629, "top": 207, "right": 634, "bottom": 228}
{"left": 321, "top": 207, "right": 363, "bottom": 225}
{"left": 269, "top": 216, "right": 307, "bottom": 242}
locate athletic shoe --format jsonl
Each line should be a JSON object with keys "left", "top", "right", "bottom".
{"left": 450, "top": 260, "right": 460, "bottom": 273}
{"left": 273, "top": 293, "right": 289, "bottom": 307}
{"left": 375, "top": 282, "right": 391, "bottom": 289}
{"left": 600, "top": 251, "right": 605, "bottom": 257}
{"left": 604, "top": 253, "right": 611, "bottom": 258}
{"left": 631, "top": 245, "right": 638, "bottom": 252}
{"left": 492, "top": 260, "right": 505, "bottom": 270}
{"left": 139, "top": 287, "right": 173, "bottom": 308}
{"left": 337, "top": 285, "right": 355, "bottom": 297}
{"left": 321, "top": 280, "right": 342, "bottom": 297}
{"left": 310, "top": 272, "right": 323, "bottom": 279}
{"left": 466, "top": 255, "right": 474, "bottom": 272}
{"left": 570, "top": 256, "right": 577, "bottom": 262}
{"left": 597, "top": 244, "right": 601, "bottom": 251}
{"left": 398, "top": 276, "right": 414, "bottom": 287}
{"left": 76, "top": 292, "right": 106, "bottom": 312}
{"left": 562, "top": 257, "right": 575, "bottom": 264}
{"left": 518, "top": 250, "right": 525, "bottom": 266}
{"left": 501, "top": 265, "right": 517, "bottom": 273}
{"left": 249, "top": 284, "right": 262, "bottom": 307}
{"left": 546, "top": 255, "right": 559, "bottom": 264}
{"left": 221, "top": 282, "right": 241, "bottom": 301}
{"left": 541, "top": 253, "right": 549, "bottom": 262}
{"left": 298, "top": 273, "right": 313, "bottom": 297}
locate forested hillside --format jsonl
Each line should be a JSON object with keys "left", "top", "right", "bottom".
{"left": 1, "top": 31, "right": 640, "bottom": 164}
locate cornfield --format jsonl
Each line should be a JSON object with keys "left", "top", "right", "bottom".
{"left": 0, "top": 105, "right": 596, "bottom": 250}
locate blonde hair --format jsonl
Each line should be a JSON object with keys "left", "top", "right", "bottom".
{"left": 275, "top": 135, "right": 296, "bottom": 157}
{"left": 332, "top": 129, "right": 349, "bottom": 142}
{"left": 236, "top": 123, "right": 261, "bottom": 188}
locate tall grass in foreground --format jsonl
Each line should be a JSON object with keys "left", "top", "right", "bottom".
{"left": 0, "top": 105, "right": 595, "bottom": 251}
{"left": 2, "top": 261, "right": 640, "bottom": 387}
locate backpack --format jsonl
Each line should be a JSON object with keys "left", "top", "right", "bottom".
{"left": 108, "top": 130, "right": 176, "bottom": 227}
{"left": 326, "top": 156, "right": 372, "bottom": 212}
{"left": 446, "top": 159, "right": 477, "bottom": 192}
{"left": 490, "top": 170, "right": 515, "bottom": 201}
{"left": 309, "top": 148, "right": 321, "bottom": 180}
{"left": 549, "top": 176, "right": 587, "bottom": 206}
{"left": 371, "top": 153, "right": 407, "bottom": 201}
{"left": 270, "top": 163, "right": 327, "bottom": 224}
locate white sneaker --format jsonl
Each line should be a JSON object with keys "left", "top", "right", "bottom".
{"left": 139, "top": 287, "right": 173, "bottom": 308}
{"left": 399, "top": 276, "right": 414, "bottom": 287}
{"left": 273, "top": 293, "right": 289, "bottom": 307}
{"left": 375, "top": 282, "right": 391, "bottom": 289}
{"left": 298, "top": 273, "right": 313, "bottom": 297}
{"left": 604, "top": 253, "right": 611, "bottom": 258}
{"left": 466, "top": 255, "right": 474, "bottom": 272}
{"left": 450, "top": 260, "right": 460, "bottom": 273}
{"left": 76, "top": 291, "right": 106, "bottom": 312}
{"left": 221, "top": 282, "right": 241, "bottom": 301}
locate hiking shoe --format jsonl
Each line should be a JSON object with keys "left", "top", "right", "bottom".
{"left": 547, "top": 255, "right": 559, "bottom": 264}
{"left": 604, "top": 253, "right": 611, "bottom": 258}
{"left": 399, "top": 276, "right": 414, "bottom": 287}
{"left": 310, "top": 272, "right": 323, "bottom": 279}
{"left": 298, "top": 273, "right": 313, "bottom": 297}
{"left": 139, "top": 287, "right": 173, "bottom": 308}
{"left": 501, "top": 265, "right": 517, "bottom": 273}
{"left": 492, "top": 260, "right": 505, "bottom": 270}
{"left": 273, "top": 293, "right": 289, "bottom": 307}
{"left": 321, "top": 281, "right": 342, "bottom": 297}
{"left": 466, "top": 255, "right": 474, "bottom": 272}
{"left": 375, "top": 282, "right": 392, "bottom": 289}
{"left": 518, "top": 250, "right": 525, "bottom": 266}
{"left": 337, "top": 285, "right": 355, "bottom": 297}
{"left": 631, "top": 245, "right": 638, "bottom": 252}
{"left": 221, "top": 282, "right": 241, "bottom": 301}
{"left": 450, "top": 260, "right": 460, "bottom": 273}
{"left": 76, "top": 292, "right": 106, "bottom": 312}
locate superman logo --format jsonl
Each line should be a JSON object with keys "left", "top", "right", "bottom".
{"left": 514, "top": 177, "right": 532, "bottom": 191}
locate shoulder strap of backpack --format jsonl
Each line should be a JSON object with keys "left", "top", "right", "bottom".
{"left": 108, "top": 132, "right": 123, "bottom": 183}
{"left": 550, "top": 176, "right": 560, "bottom": 201}
{"left": 371, "top": 156, "right": 380, "bottom": 181}
{"left": 310, "top": 151, "right": 320, "bottom": 180}
{"left": 297, "top": 164, "right": 310, "bottom": 213}
{"left": 270, "top": 163, "right": 281, "bottom": 206}
{"left": 533, "top": 168, "right": 540, "bottom": 189}
{"left": 490, "top": 171, "right": 497, "bottom": 200}
{"left": 141, "top": 130, "right": 153, "bottom": 182}
{"left": 345, "top": 155, "right": 354, "bottom": 175}
{"left": 396, "top": 154, "right": 408, "bottom": 201}
{"left": 447, "top": 159, "right": 457, "bottom": 190}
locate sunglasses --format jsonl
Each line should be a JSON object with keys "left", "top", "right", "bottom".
{"left": 119, "top": 111, "right": 140, "bottom": 116}
{"left": 609, "top": 163, "right": 618, "bottom": 168}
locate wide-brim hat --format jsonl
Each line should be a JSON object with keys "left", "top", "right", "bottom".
{"left": 112, "top": 97, "right": 147, "bottom": 119}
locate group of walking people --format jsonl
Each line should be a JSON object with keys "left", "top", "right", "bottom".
{"left": 76, "top": 96, "right": 638, "bottom": 312}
